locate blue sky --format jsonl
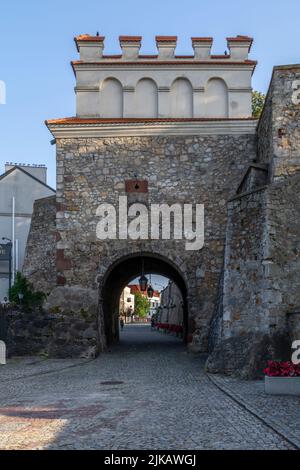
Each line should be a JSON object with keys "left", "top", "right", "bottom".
{"left": 0, "top": 0, "right": 299, "bottom": 188}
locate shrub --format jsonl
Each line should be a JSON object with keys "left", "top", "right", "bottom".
{"left": 9, "top": 272, "right": 46, "bottom": 308}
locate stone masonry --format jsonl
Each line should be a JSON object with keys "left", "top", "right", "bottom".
{"left": 207, "top": 65, "right": 300, "bottom": 377}
{"left": 26, "top": 133, "right": 256, "bottom": 355}
{"left": 22, "top": 196, "right": 56, "bottom": 293}
{"left": 19, "top": 35, "right": 300, "bottom": 377}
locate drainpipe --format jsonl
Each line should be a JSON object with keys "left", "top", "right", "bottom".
{"left": 15, "top": 239, "right": 19, "bottom": 272}
{"left": 11, "top": 197, "right": 15, "bottom": 284}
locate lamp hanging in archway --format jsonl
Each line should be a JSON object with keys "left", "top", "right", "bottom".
{"left": 147, "top": 273, "right": 154, "bottom": 298}
{"left": 147, "top": 285, "right": 154, "bottom": 298}
{"left": 139, "top": 258, "right": 148, "bottom": 292}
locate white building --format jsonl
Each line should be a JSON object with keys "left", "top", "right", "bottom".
{"left": 119, "top": 286, "right": 135, "bottom": 320}
{"left": 72, "top": 34, "right": 255, "bottom": 120}
{"left": 149, "top": 293, "right": 161, "bottom": 318}
{"left": 0, "top": 164, "right": 55, "bottom": 300}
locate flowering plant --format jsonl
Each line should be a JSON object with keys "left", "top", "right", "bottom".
{"left": 264, "top": 361, "right": 300, "bottom": 377}
{"left": 156, "top": 323, "right": 183, "bottom": 334}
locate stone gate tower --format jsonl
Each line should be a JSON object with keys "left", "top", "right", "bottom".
{"left": 22, "top": 34, "right": 300, "bottom": 376}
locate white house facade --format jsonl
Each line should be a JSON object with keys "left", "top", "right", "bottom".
{"left": 0, "top": 164, "right": 55, "bottom": 301}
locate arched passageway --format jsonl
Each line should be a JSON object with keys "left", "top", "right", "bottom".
{"left": 100, "top": 253, "right": 189, "bottom": 347}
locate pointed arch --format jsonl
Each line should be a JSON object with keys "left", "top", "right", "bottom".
{"left": 134, "top": 78, "right": 158, "bottom": 118}
{"left": 170, "top": 78, "right": 193, "bottom": 118}
{"left": 100, "top": 78, "right": 123, "bottom": 118}
{"left": 205, "top": 78, "right": 228, "bottom": 118}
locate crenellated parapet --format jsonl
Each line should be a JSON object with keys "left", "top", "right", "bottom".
{"left": 66, "top": 34, "right": 256, "bottom": 120}
{"left": 74, "top": 34, "right": 253, "bottom": 62}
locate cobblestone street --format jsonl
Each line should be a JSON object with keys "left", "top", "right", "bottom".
{"left": 0, "top": 325, "right": 299, "bottom": 450}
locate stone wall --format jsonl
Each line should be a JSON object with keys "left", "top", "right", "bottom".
{"left": 5, "top": 287, "right": 99, "bottom": 358}
{"left": 22, "top": 196, "right": 57, "bottom": 293}
{"left": 222, "top": 188, "right": 269, "bottom": 339}
{"left": 207, "top": 65, "right": 300, "bottom": 378}
{"left": 208, "top": 270, "right": 224, "bottom": 352}
{"left": 258, "top": 65, "right": 300, "bottom": 180}
{"left": 160, "top": 281, "right": 184, "bottom": 326}
{"left": 19, "top": 63, "right": 300, "bottom": 371}
{"left": 206, "top": 177, "right": 300, "bottom": 378}
{"left": 266, "top": 175, "right": 300, "bottom": 330}
{"left": 54, "top": 133, "right": 256, "bottom": 350}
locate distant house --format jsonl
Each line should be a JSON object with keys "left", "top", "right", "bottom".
{"left": 129, "top": 284, "right": 161, "bottom": 317}
{"left": 119, "top": 286, "right": 135, "bottom": 320}
{"left": 0, "top": 163, "right": 55, "bottom": 300}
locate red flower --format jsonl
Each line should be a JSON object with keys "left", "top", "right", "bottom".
{"left": 264, "top": 360, "right": 300, "bottom": 377}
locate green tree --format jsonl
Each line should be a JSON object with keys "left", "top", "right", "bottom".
{"left": 252, "top": 90, "right": 266, "bottom": 118}
{"left": 134, "top": 291, "right": 150, "bottom": 318}
{"left": 9, "top": 271, "right": 46, "bottom": 308}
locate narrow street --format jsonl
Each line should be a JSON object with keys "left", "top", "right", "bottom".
{"left": 0, "top": 324, "right": 299, "bottom": 450}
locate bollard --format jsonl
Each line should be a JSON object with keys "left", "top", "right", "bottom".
{"left": 0, "top": 340, "right": 6, "bottom": 365}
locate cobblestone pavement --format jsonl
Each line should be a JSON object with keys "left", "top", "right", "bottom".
{"left": 0, "top": 324, "right": 299, "bottom": 450}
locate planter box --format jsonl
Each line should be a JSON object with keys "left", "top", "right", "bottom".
{"left": 265, "top": 376, "right": 300, "bottom": 396}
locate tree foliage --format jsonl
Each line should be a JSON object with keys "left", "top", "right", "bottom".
{"left": 9, "top": 271, "right": 46, "bottom": 308}
{"left": 252, "top": 90, "right": 266, "bottom": 118}
{"left": 134, "top": 291, "right": 150, "bottom": 318}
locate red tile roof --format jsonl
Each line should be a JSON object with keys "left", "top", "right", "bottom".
{"left": 138, "top": 55, "right": 158, "bottom": 59}
{"left": 102, "top": 54, "right": 122, "bottom": 59}
{"left": 119, "top": 36, "right": 142, "bottom": 42}
{"left": 71, "top": 59, "right": 257, "bottom": 69}
{"left": 74, "top": 34, "right": 105, "bottom": 52}
{"left": 174, "top": 55, "right": 195, "bottom": 59}
{"left": 227, "top": 35, "right": 253, "bottom": 42}
{"left": 46, "top": 117, "right": 257, "bottom": 126}
{"left": 129, "top": 285, "right": 143, "bottom": 294}
{"left": 155, "top": 36, "right": 177, "bottom": 42}
{"left": 129, "top": 285, "right": 160, "bottom": 297}
{"left": 72, "top": 54, "right": 237, "bottom": 60}
{"left": 227, "top": 35, "right": 254, "bottom": 51}
{"left": 75, "top": 34, "right": 105, "bottom": 41}
{"left": 191, "top": 37, "right": 213, "bottom": 42}
{"left": 211, "top": 54, "right": 230, "bottom": 59}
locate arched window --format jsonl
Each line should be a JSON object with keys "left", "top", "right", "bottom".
{"left": 135, "top": 78, "right": 158, "bottom": 118}
{"left": 170, "top": 78, "right": 193, "bottom": 118}
{"left": 205, "top": 78, "right": 228, "bottom": 118}
{"left": 100, "top": 78, "right": 123, "bottom": 118}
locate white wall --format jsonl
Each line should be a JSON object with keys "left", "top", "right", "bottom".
{"left": 205, "top": 78, "right": 228, "bottom": 118}
{"left": 76, "top": 66, "right": 253, "bottom": 118}
{"left": 0, "top": 168, "right": 55, "bottom": 300}
{"left": 100, "top": 78, "right": 123, "bottom": 118}
{"left": 170, "top": 78, "right": 193, "bottom": 118}
{"left": 134, "top": 78, "right": 158, "bottom": 118}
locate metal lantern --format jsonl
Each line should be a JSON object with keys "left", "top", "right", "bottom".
{"left": 147, "top": 285, "right": 154, "bottom": 298}
{"left": 139, "top": 274, "right": 148, "bottom": 292}
{"left": 139, "top": 258, "right": 148, "bottom": 291}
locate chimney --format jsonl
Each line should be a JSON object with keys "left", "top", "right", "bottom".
{"left": 119, "top": 36, "right": 142, "bottom": 59}
{"left": 227, "top": 36, "right": 253, "bottom": 60}
{"left": 5, "top": 163, "right": 47, "bottom": 184}
{"left": 156, "top": 36, "right": 177, "bottom": 59}
{"left": 192, "top": 37, "right": 213, "bottom": 59}
{"left": 75, "top": 34, "right": 105, "bottom": 60}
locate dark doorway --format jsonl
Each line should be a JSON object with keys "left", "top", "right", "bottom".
{"left": 100, "top": 253, "right": 189, "bottom": 347}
